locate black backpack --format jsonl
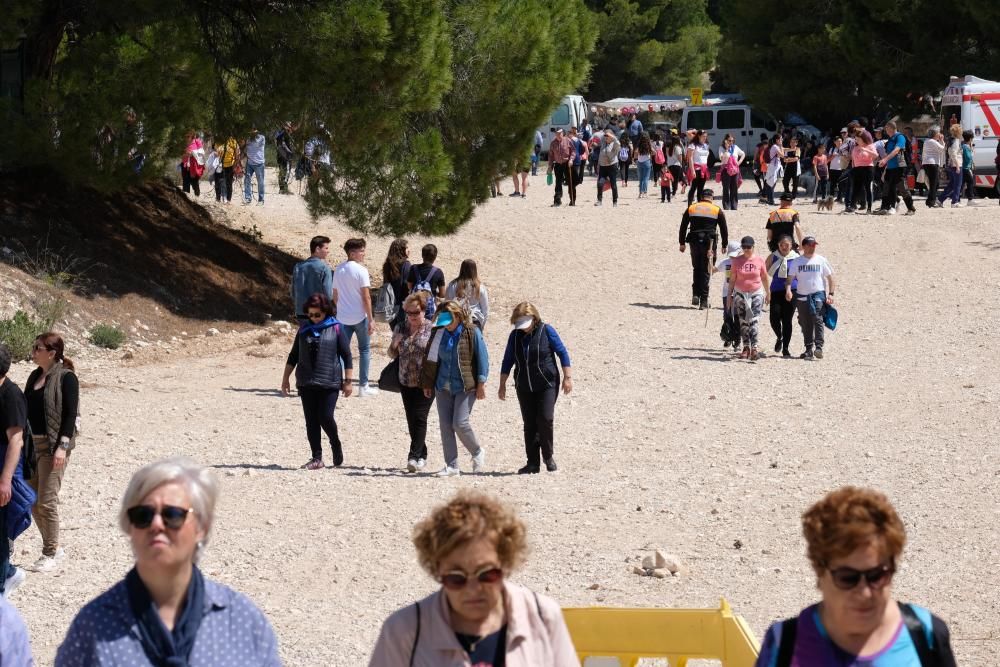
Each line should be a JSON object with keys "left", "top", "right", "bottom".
{"left": 775, "top": 602, "right": 955, "bottom": 667}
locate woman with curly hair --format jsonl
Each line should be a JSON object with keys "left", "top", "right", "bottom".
{"left": 754, "top": 487, "right": 956, "bottom": 666}
{"left": 369, "top": 491, "right": 579, "bottom": 666}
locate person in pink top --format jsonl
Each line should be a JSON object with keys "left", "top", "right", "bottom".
{"left": 847, "top": 132, "right": 878, "bottom": 214}
{"left": 369, "top": 491, "right": 579, "bottom": 667}
{"left": 726, "top": 236, "right": 771, "bottom": 360}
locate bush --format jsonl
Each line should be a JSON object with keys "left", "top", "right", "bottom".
{"left": 0, "top": 311, "right": 47, "bottom": 360}
{"left": 89, "top": 324, "right": 126, "bottom": 349}
{"left": 33, "top": 296, "right": 69, "bottom": 330}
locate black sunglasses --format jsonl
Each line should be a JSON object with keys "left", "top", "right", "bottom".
{"left": 127, "top": 504, "right": 194, "bottom": 530}
{"left": 827, "top": 562, "right": 894, "bottom": 591}
{"left": 440, "top": 567, "right": 503, "bottom": 590}
{"left": 405, "top": 310, "right": 423, "bottom": 316}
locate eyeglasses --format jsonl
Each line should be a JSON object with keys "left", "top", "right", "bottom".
{"left": 126, "top": 504, "right": 194, "bottom": 530}
{"left": 405, "top": 310, "right": 423, "bottom": 317}
{"left": 32, "top": 344, "right": 49, "bottom": 352}
{"left": 307, "top": 312, "right": 325, "bottom": 319}
{"left": 826, "top": 562, "right": 894, "bottom": 591}
{"left": 440, "top": 566, "right": 503, "bottom": 590}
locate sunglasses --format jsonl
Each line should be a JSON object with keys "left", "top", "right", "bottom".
{"left": 827, "top": 562, "right": 894, "bottom": 591}
{"left": 440, "top": 566, "right": 503, "bottom": 590}
{"left": 127, "top": 504, "right": 194, "bottom": 530}
{"left": 405, "top": 310, "right": 423, "bottom": 317}
{"left": 307, "top": 312, "right": 325, "bottom": 319}
{"left": 32, "top": 344, "right": 50, "bottom": 352}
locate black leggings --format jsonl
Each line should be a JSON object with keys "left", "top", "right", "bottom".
{"left": 782, "top": 166, "right": 799, "bottom": 198}
{"left": 669, "top": 165, "right": 683, "bottom": 194}
{"left": 223, "top": 166, "right": 235, "bottom": 202}
{"left": 516, "top": 382, "right": 559, "bottom": 467}
{"left": 400, "top": 385, "right": 434, "bottom": 461}
{"left": 851, "top": 166, "right": 873, "bottom": 211}
{"left": 181, "top": 167, "right": 200, "bottom": 196}
{"left": 299, "top": 386, "right": 342, "bottom": 463}
{"left": 829, "top": 169, "right": 843, "bottom": 200}
{"left": 769, "top": 292, "right": 796, "bottom": 351}
{"left": 688, "top": 174, "right": 707, "bottom": 204}
{"left": 621, "top": 161, "right": 631, "bottom": 184}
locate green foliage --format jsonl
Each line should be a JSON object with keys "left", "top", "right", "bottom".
{"left": 583, "top": 0, "right": 720, "bottom": 99}
{"left": 716, "top": 0, "right": 1000, "bottom": 127}
{"left": 89, "top": 323, "right": 126, "bottom": 349}
{"left": 4, "top": 0, "right": 597, "bottom": 236}
{"left": 0, "top": 311, "right": 47, "bottom": 360}
{"left": 33, "top": 296, "right": 68, "bottom": 330}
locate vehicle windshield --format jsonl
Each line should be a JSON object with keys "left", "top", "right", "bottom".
{"left": 942, "top": 105, "right": 961, "bottom": 127}
{"left": 550, "top": 104, "right": 570, "bottom": 126}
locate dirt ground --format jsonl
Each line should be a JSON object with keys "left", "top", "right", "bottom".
{"left": 5, "top": 170, "right": 1000, "bottom": 665}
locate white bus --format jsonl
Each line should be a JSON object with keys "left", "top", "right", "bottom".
{"left": 536, "top": 94, "right": 588, "bottom": 159}
{"left": 941, "top": 75, "right": 1000, "bottom": 190}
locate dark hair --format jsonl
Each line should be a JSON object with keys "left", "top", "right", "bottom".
{"left": 301, "top": 293, "right": 334, "bottom": 317}
{"left": 382, "top": 238, "right": 409, "bottom": 282}
{"left": 962, "top": 130, "right": 974, "bottom": 142}
{"left": 309, "top": 235, "right": 330, "bottom": 254}
{"left": 637, "top": 134, "right": 652, "bottom": 154}
{"left": 0, "top": 343, "right": 11, "bottom": 377}
{"left": 454, "top": 259, "right": 481, "bottom": 299}
{"left": 35, "top": 333, "right": 75, "bottom": 372}
{"left": 343, "top": 238, "right": 366, "bottom": 254}
{"left": 421, "top": 243, "right": 438, "bottom": 263}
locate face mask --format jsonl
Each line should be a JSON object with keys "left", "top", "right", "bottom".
{"left": 434, "top": 312, "right": 453, "bottom": 328}
{"left": 514, "top": 317, "right": 533, "bottom": 331}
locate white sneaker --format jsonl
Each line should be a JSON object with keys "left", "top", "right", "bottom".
{"left": 415, "top": 458, "right": 426, "bottom": 470}
{"left": 952, "top": 201, "right": 964, "bottom": 208}
{"left": 472, "top": 447, "right": 486, "bottom": 473}
{"left": 28, "top": 548, "right": 65, "bottom": 573}
{"left": 887, "top": 207, "right": 897, "bottom": 215}
{"left": 406, "top": 459, "right": 417, "bottom": 473}
{"left": 3, "top": 568, "right": 26, "bottom": 598}
{"left": 434, "top": 466, "right": 460, "bottom": 477}
{"left": 358, "top": 385, "right": 380, "bottom": 397}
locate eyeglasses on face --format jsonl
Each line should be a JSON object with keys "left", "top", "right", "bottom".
{"left": 405, "top": 310, "right": 423, "bottom": 317}
{"left": 127, "top": 504, "right": 194, "bottom": 530}
{"left": 32, "top": 344, "right": 50, "bottom": 352}
{"left": 826, "top": 562, "right": 894, "bottom": 591}
{"left": 440, "top": 566, "right": 503, "bottom": 590}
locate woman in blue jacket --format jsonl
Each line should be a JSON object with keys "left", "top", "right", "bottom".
{"left": 498, "top": 303, "right": 572, "bottom": 474}
{"left": 281, "top": 293, "right": 353, "bottom": 469}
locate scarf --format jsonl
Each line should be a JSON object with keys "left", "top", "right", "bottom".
{"left": 768, "top": 250, "right": 799, "bottom": 280}
{"left": 299, "top": 316, "right": 338, "bottom": 338}
{"left": 126, "top": 566, "right": 206, "bottom": 667}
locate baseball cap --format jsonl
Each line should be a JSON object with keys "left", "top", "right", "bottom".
{"left": 700, "top": 188, "right": 715, "bottom": 199}
{"left": 780, "top": 193, "right": 794, "bottom": 202}
{"left": 555, "top": 128, "right": 564, "bottom": 133}
{"left": 740, "top": 236, "right": 755, "bottom": 248}
{"left": 726, "top": 241, "right": 741, "bottom": 257}
{"left": 802, "top": 236, "right": 817, "bottom": 245}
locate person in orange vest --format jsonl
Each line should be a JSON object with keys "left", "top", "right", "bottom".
{"left": 765, "top": 193, "right": 804, "bottom": 253}
{"left": 679, "top": 189, "right": 729, "bottom": 309}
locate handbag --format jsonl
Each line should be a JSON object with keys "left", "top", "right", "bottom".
{"left": 378, "top": 358, "right": 401, "bottom": 392}
{"left": 823, "top": 304, "right": 838, "bottom": 330}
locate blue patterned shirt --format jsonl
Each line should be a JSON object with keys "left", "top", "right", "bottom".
{"left": 0, "top": 597, "right": 33, "bottom": 665}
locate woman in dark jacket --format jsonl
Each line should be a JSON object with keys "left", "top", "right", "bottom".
{"left": 497, "top": 303, "right": 572, "bottom": 474}
{"left": 381, "top": 238, "right": 412, "bottom": 328}
{"left": 281, "top": 293, "right": 353, "bottom": 469}
{"left": 24, "top": 332, "right": 79, "bottom": 573}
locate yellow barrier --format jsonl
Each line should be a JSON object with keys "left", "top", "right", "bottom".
{"left": 563, "top": 598, "right": 760, "bottom": 667}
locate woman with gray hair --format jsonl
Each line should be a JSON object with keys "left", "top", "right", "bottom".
{"left": 920, "top": 127, "right": 945, "bottom": 207}
{"left": 56, "top": 457, "right": 281, "bottom": 666}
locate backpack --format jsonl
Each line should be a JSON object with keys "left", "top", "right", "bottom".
{"left": 410, "top": 265, "right": 441, "bottom": 320}
{"left": 654, "top": 144, "right": 666, "bottom": 165}
{"left": 619, "top": 146, "right": 630, "bottom": 162}
{"left": 373, "top": 283, "right": 396, "bottom": 323}
{"left": 453, "top": 282, "right": 485, "bottom": 327}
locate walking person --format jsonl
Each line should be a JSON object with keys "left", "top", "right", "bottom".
{"left": 686, "top": 130, "right": 711, "bottom": 204}
{"left": 388, "top": 294, "right": 435, "bottom": 473}
{"left": 421, "top": 301, "right": 489, "bottom": 477}
{"left": 961, "top": 130, "right": 976, "bottom": 204}
{"left": 23, "top": 333, "right": 79, "bottom": 573}
{"left": 666, "top": 133, "right": 685, "bottom": 197}
{"left": 921, "top": 127, "right": 945, "bottom": 207}
{"left": 281, "top": 294, "right": 353, "bottom": 469}
{"left": 937, "top": 124, "right": 965, "bottom": 208}
{"left": 634, "top": 133, "right": 653, "bottom": 198}
{"left": 828, "top": 135, "right": 850, "bottom": 204}
{"left": 380, "top": 237, "right": 413, "bottom": 328}
{"left": 679, "top": 189, "right": 729, "bottom": 309}
{"left": 765, "top": 193, "right": 804, "bottom": 252}
{"left": 291, "top": 235, "right": 333, "bottom": 322}
{"left": 766, "top": 236, "right": 799, "bottom": 358}
{"left": 332, "top": 238, "right": 379, "bottom": 397}
{"left": 713, "top": 242, "right": 743, "bottom": 350}
{"left": 369, "top": 491, "right": 580, "bottom": 666}
{"left": 753, "top": 133, "right": 769, "bottom": 197}
{"left": 718, "top": 133, "right": 745, "bottom": 210}
{"left": 763, "top": 134, "right": 784, "bottom": 205}
{"left": 56, "top": 458, "right": 281, "bottom": 666}
{"left": 782, "top": 136, "right": 802, "bottom": 199}
{"left": 848, "top": 132, "right": 878, "bottom": 214}
{"left": 242, "top": 124, "right": 266, "bottom": 205}
{"left": 595, "top": 129, "right": 620, "bottom": 207}
{"left": 0, "top": 344, "right": 32, "bottom": 597}
{"left": 651, "top": 131, "right": 666, "bottom": 184}
{"left": 445, "top": 259, "right": 489, "bottom": 330}
{"left": 274, "top": 121, "right": 296, "bottom": 194}
{"left": 786, "top": 236, "right": 835, "bottom": 360}
{"left": 875, "top": 121, "right": 917, "bottom": 216}
{"left": 498, "top": 303, "right": 573, "bottom": 475}
{"left": 618, "top": 136, "right": 632, "bottom": 188}
{"left": 547, "top": 128, "right": 574, "bottom": 207}
{"left": 659, "top": 165, "right": 674, "bottom": 203}
{"left": 812, "top": 143, "right": 831, "bottom": 209}
{"left": 180, "top": 131, "right": 204, "bottom": 197}
{"left": 219, "top": 134, "right": 239, "bottom": 204}
{"left": 726, "top": 237, "right": 770, "bottom": 361}
{"left": 568, "top": 126, "right": 587, "bottom": 193}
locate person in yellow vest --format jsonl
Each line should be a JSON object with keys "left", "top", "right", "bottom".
{"left": 679, "top": 189, "right": 729, "bottom": 309}
{"left": 765, "top": 193, "right": 804, "bottom": 253}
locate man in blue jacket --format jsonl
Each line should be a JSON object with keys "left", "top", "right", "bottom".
{"left": 291, "top": 236, "right": 333, "bottom": 321}
{"left": 0, "top": 344, "right": 30, "bottom": 598}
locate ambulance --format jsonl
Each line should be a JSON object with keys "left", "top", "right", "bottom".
{"left": 941, "top": 75, "right": 1000, "bottom": 191}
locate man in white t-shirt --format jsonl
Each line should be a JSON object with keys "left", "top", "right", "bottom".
{"left": 785, "top": 236, "right": 835, "bottom": 360}
{"left": 332, "top": 238, "right": 378, "bottom": 396}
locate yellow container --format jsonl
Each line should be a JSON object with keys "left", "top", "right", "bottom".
{"left": 563, "top": 598, "right": 760, "bottom": 667}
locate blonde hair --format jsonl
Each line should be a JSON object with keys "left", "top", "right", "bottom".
{"left": 438, "top": 299, "right": 471, "bottom": 327}
{"left": 510, "top": 302, "right": 541, "bottom": 329}
{"left": 403, "top": 292, "right": 427, "bottom": 313}
{"left": 949, "top": 123, "right": 963, "bottom": 139}
{"left": 119, "top": 457, "right": 219, "bottom": 547}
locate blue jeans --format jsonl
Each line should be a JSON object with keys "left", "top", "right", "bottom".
{"left": 637, "top": 160, "right": 651, "bottom": 194}
{"left": 938, "top": 167, "right": 962, "bottom": 205}
{"left": 342, "top": 319, "right": 371, "bottom": 386}
{"left": 244, "top": 162, "right": 265, "bottom": 202}
{"left": 0, "top": 504, "right": 14, "bottom": 592}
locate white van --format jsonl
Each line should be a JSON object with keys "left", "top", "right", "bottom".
{"left": 680, "top": 104, "right": 778, "bottom": 159}
{"left": 941, "top": 75, "right": 1000, "bottom": 190}
{"left": 537, "top": 94, "right": 588, "bottom": 159}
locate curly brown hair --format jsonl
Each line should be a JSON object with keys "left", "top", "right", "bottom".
{"left": 413, "top": 491, "right": 527, "bottom": 576}
{"left": 802, "top": 486, "right": 906, "bottom": 575}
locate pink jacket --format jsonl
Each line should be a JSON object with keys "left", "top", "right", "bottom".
{"left": 369, "top": 582, "right": 580, "bottom": 667}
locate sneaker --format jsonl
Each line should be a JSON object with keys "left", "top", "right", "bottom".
{"left": 406, "top": 459, "right": 417, "bottom": 473}
{"left": 904, "top": 208, "right": 917, "bottom": 216}
{"left": 800, "top": 350, "right": 814, "bottom": 360}
{"left": 3, "top": 568, "right": 26, "bottom": 599}
{"left": 774, "top": 339, "right": 782, "bottom": 353}
{"left": 434, "top": 466, "right": 460, "bottom": 477}
{"left": 814, "top": 348, "right": 824, "bottom": 359}
{"left": 472, "top": 447, "right": 486, "bottom": 473}
{"left": 692, "top": 296, "right": 700, "bottom": 306}
{"left": 302, "top": 458, "right": 324, "bottom": 470}
{"left": 508, "top": 192, "right": 521, "bottom": 197}
{"left": 415, "top": 458, "right": 426, "bottom": 470}
{"left": 594, "top": 200, "right": 602, "bottom": 207}
{"left": 613, "top": 203, "right": 618, "bottom": 208}
{"left": 256, "top": 200, "right": 264, "bottom": 206}
{"left": 331, "top": 442, "right": 344, "bottom": 467}
{"left": 740, "top": 347, "right": 751, "bottom": 359}
{"left": 520, "top": 193, "right": 526, "bottom": 198}
{"left": 952, "top": 201, "right": 964, "bottom": 208}
{"left": 888, "top": 207, "right": 897, "bottom": 215}
{"left": 28, "top": 548, "right": 65, "bottom": 573}
{"left": 699, "top": 297, "right": 709, "bottom": 310}
{"left": 782, "top": 348, "right": 791, "bottom": 358}
{"left": 544, "top": 458, "right": 558, "bottom": 472}
{"left": 518, "top": 464, "right": 540, "bottom": 474}
{"left": 358, "top": 385, "right": 380, "bottom": 398}
{"left": 872, "top": 209, "right": 888, "bottom": 216}
{"left": 750, "top": 347, "right": 759, "bottom": 361}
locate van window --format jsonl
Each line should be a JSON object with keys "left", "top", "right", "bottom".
{"left": 550, "top": 104, "right": 570, "bottom": 126}
{"left": 751, "top": 108, "right": 776, "bottom": 132}
{"left": 687, "top": 110, "right": 713, "bottom": 131}
{"left": 717, "top": 109, "right": 745, "bottom": 130}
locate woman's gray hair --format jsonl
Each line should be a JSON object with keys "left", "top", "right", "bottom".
{"left": 927, "top": 126, "right": 940, "bottom": 139}
{"left": 118, "top": 457, "right": 219, "bottom": 545}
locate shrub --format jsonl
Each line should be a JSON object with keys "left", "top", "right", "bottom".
{"left": 0, "top": 311, "right": 47, "bottom": 360}
{"left": 89, "top": 323, "right": 126, "bottom": 349}
{"left": 33, "top": 296, "right": 69, "bottom": 330}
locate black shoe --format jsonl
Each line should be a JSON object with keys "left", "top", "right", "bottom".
{"left": 544, "top": 458, "right": 558, "bottom": 472}
{"left": 782, "top": 348, "right": 791, "bottom": 358}
{"left": 331, "top": 442, "right": 344, "bottom": 467}
{"left": 699, "top": 297, "right": 709, "bottom": 310}
{"left": 774, "top": 339, "right": 782, "bottom": 353}
{"left": 691, "top": 296, "right": 700, "bottom": 306}
{"left": 518, "top": 464, "right": 540, "bottom": 474}
{"left": 800, "top": 350, "right": 814, "bottom": 360}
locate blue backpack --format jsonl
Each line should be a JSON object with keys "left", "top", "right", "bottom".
{"left": 410, "top": 266, "right": 441, "bottom": 320}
